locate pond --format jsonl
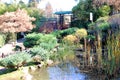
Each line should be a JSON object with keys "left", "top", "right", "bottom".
{"left": 29, "top": 62, "right": 106, "bottom": 80}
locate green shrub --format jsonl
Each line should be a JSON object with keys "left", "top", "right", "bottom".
{"left": 97, "top": 22, "right": 110, "bottom": 31}
{"left": 63, "top": 35, "right": 78, "bottom": 45}
{"left": 98, "top": 5, "right": 110, "bottom": 17}
{"left": 51, "top": 27, "right": 78, "bottom": 39}
{"left": 30, "top": 46, "right": 49, "bottom": 61}
{"left": 70, "top": 20, "right": 89, "bottom": 29}
{"left": 39, "top": 34, "right": 57, "bottom": 50}
{"left": 0, "top": 34, "right": 6, "bottom": 47}
{"left": 24, "top": 33, "right": 58, "bottom": 50}
{"left": 40, "top": 43, "right": 54, "bottom": 51}
{"left": 86, "top": 35, "right": 95, "bottom": 40}
{"left": 88, "top": 16, "right": 110, "bottom": 31}
{"left": 75, "top": 28, "right": 87, "bottom": 38}
{"left": 23, "top": 33, "right": 43, "bottom": 47}
{"left": 5, "top": 32, "right": 17, "bottom": 43}
{"left": 0, "top": 52, "right": 31, "bottom": 68}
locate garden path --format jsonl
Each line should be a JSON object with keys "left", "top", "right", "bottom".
{"left": 0, "top": 38, "right": 25, "bottom": 58}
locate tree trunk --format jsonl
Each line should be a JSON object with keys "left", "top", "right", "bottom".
{"left": 87, "top": 44, "right": 91, "bottom": 66}
{"left": 97, "top": 32, "right": 102, "bottom": 68}
{"left": 11, "top": 32, "right": 17, "bottom": 46}
{"left": 84, "top": 38, "right": 87, "bottom": 67}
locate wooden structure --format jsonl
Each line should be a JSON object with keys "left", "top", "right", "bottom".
{"left": 54, "top": 11, "right": 73, "bottom": 29}
{"left": 39, "top": 11, "right": 73, "bottom": 33}
{"left": 39, "top": 18, "right": 57, "bottom": 33}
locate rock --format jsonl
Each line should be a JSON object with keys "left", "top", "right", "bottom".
{"left": 37, "top": 61, "right": 45, "bottom": 68}
{"left": 46, "top": 59, "right": 53, "bottom": 66}
{"left": 29, "top": 66, "right": 36, "bottom": 71}
{"left": 33, "top": 55, "right": 41, "bottom": 62}
{"left": 37, "top": 64, "right": 42, "bottom": 68}
{"left": 21, "top": 68, "right": 32, "bottom": 80}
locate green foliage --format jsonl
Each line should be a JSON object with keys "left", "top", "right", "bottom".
{"left": 96, "top": 16, "right": 109, "bottom": 22}
{"left": 72, "top": 0, "right": 99, "bottom": 28}
{"left": 75, "top": 28, "right": 87, "bottom": 38}
{"left": 88, "top": 22, "right": 95, "bottom": 29}
{"left": 0, "top": 3, "right": 7, "bottom": 15}
{"left": 24, "top": 33, "right": 43, "bottom": 47}
{"left": 102, "top": 30, "right": 120, "bottom": 76}
{"left": 0, "top": 34, "right": 6, "bottom": 47}
{"left": 56, "top": 44, "right": 75, "bottom": 61}
{"left": 98, "top": 5, "right": 110, "bottom": 17}
{"left": 24, "top": 33, "right": 57, "bottom": 50}
{"left": 70, "top": 20, "right": 90, "bottom": 29}
{"left": 0, "top": 52, "right": 31, "bottom": 68}
{"left": 6, "top": 4, "right": 18, "bottom": 12}
{"left": 18, "top": 1, "right": 27, "bottom": 9}
{"left": 72, "top": 0, "right": 93, "bottom": 20}
{"left": 51, "top": 28, "right": 78, "bottom": 39}
{"left": 0, "top": 3, "right": 22, "bottom": 15}
{"left": 14, "top": 45, "right": 22, "bottom": 51}
{"left": 0, "top": 33, "right": 16, "bottom": 46}
{"left": 63, "top": 35, "right": 78, "bottom": 45}
{"left": 25, "top": 8, "right": 44, "bottom": 32}
{"left": 0, "top": 3, "right": 44, "bottom": 32}
{"left": 40, "top": 34, "right": 57, "bottom": 44}
{"left": 39, "top": 34, "right": 57, "bottom": 51}
{"left": 30, "top": 46, "right": 49, "bottom": 61}
{"left": 88, "top": 16, "right": 110, "bottom": 31}
{"left": 86, "top": 35, "right": 95, "bottom": 40}
{"left": 97, "top": 22, "right": 110, "bottom": 31}
{"left": 40, "top": 43, "right": 54, "bottom": 51}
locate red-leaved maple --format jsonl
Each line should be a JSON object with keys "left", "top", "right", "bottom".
{"left": 0, "top": 9, "right": 35, "bottom": 33}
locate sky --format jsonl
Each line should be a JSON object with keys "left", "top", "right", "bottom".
{"left": 1, "top": 0, "right": 78, "bottom": 11}
{"left": 38, "top": 0, "right": 78, "bottom": 11}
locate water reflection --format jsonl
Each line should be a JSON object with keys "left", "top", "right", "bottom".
{"left": 29, "top": 62, "right": 89, "bottom": 80}
{"left": 47, "top": 62, "right": 87, "bottom": 80}
{"left": 29, "top": 62, "right": 119, "bottom": 80}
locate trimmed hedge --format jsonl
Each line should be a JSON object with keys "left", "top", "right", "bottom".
{"left": 23, "top": 33, "right": 43, "bottom": 47}
{"left": 24, "top": 33, "right": 57, "bottom": 50}
{"left": 0, "top": 52, "right": 31, "bottom": 68}
{"left": 51, "top": 27, "right": 78, "bottom": 39}
{"left": 30, "top": 46, "right": 49, "bottom": 61}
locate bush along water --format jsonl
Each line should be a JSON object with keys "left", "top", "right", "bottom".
{"left": 30, "top": 46, "right": 50, "bottom": 62}
{"left": 0, "top": 52, "right": 31, "bottom": 69}
{"left": 23, "top": 33, "right": 59, "bottom": 64}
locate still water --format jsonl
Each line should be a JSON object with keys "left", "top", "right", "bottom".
{"left": 29, "top": 62, "right": 120, "bottom": 80}
{"left": 29, "top": 62, "right": 94, "bottom": 80}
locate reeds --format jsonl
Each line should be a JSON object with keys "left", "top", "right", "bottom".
{"left": 103, "top": 29, "right": 120, "bottom": 76}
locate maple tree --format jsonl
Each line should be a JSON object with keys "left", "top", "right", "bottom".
{"left": 0, "top": 9, "right": 35, "bottom": 33}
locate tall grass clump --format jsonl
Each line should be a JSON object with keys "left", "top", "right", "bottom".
{"left": 103, "top": 30, "right": 120, "bottom": 77}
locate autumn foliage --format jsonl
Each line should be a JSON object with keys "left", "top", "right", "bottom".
{"left": 0, "top": 9, "right": 35, "bottom": 33}
{"left": 63, "top": 35, "right": 78, "bottom": 45}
